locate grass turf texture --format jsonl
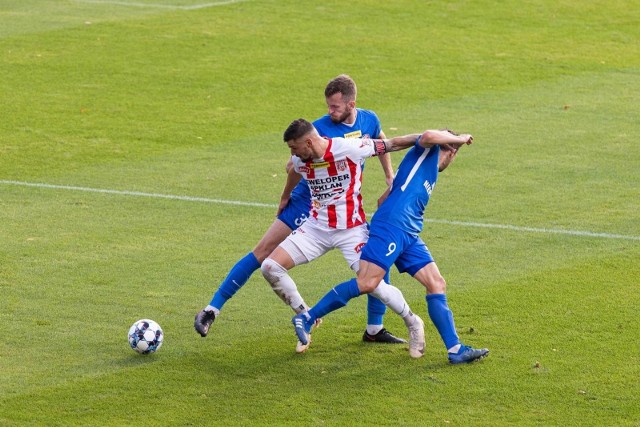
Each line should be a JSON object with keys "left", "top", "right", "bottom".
{"left": 1, "top": 0, "right": 639, "bottom": 425}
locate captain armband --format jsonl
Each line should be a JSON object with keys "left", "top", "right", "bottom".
{"left": 373, "top": 139, "right": 388, "bottom": 156}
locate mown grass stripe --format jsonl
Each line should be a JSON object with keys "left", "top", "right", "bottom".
{"left": 74, "top": 0, "right": 246, "bottom": 10}
{"left": 2, "top": 179, "right": 637, "bottom": 241}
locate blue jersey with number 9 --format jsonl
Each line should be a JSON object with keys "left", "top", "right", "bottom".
{"left": 371, "top": 142, "right": 440, "bottom": 235}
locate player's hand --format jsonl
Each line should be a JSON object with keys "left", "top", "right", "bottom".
{"left": 277, "top": 197, "right": 290, "bottom": 216}
{"left": 460, "top": 134, "right": 473, "bottom": 145}
{"left": 441, "top": 129, "right": 472, "bottom": 145}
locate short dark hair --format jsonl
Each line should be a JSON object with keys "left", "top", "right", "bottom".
{"left": 324, "top": 74, "right": 357, "bottom": 102}
{"left": 283, "top": 118, "right": 315, "bottom": 142}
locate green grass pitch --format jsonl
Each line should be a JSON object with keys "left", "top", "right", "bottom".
{"left": 1, "top": 0, "right": 639, "bottom": 425}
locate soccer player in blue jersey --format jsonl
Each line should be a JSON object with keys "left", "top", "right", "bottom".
{"left": 195, "top": 75, "right": 405, "bottom": 344}
{"left": 293, "top": 130, "right": 490, "bottom": 363}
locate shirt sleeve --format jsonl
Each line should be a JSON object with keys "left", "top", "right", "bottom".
{"left": 339, "top": 137, "right": 377, "bottom": 160}
{"left": 290, "top": 156, "right": 302, "bottom": 174}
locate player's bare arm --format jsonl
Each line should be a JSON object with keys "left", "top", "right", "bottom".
{"left": 376, "top": 129, "right": 395, "bottom": 206}
{"left": 418, "top": 130, "right": 473, "bottom": 148}
{"left": 372, "top": 129, "right": 472, "bottom": 155}
{"left": 277, "top": 166, "right": 302, "bottom": 216}
{"left": 376, "top": 133, "right": 422, "bottom": 153}
{"left": 376, "top": 130, "right": 395, "bottom": 186}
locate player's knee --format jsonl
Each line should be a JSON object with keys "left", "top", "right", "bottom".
{"left": 261, "top": 258, "right": 286, "bottom": 285}
{"left": 357, "top": 277, "right": 380, "bottom": 294}
{"left": 252, "top": 243, "right": 275, "bottom": 263}
{"left": 428, "top": 275, "right": 447, "bottom": 294}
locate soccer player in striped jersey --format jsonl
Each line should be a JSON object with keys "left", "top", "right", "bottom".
{"left": 262, "top": 118, "right": 431, "bottom": 353}
{"left": 195, "top": 75, "right": 404, "bottom": 344}
{"left": 292, "top": 129, "right": 490, "bottom": 363}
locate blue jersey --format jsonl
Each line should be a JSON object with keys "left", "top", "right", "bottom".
{"left": 371, "top": 142, "right": 440, "bottom": 235}
{"left": 282, "top": 109, "right": 383, "bottom": 228}
{"left": 313, "top": 108, "right": 382, "bottom": 142}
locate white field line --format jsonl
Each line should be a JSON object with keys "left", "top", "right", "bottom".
{"left": 0, "top": 180, "right": 274, "bottom": 208}
{"left": 1, "top": 179, "right": 639, "bottom": 241}
{"left": 422, "top": 218, "right": 640, "bottom": 241}
{"left": 75, "top": 0, "right": 246, "bottom": 10}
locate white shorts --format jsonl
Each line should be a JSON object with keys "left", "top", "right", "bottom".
{"left": 279, "top": 221, "right": 369, "bottom": 271}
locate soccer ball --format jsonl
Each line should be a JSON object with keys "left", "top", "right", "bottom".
{"left": 128, "top": 319, "right": 164, "bottom": 354}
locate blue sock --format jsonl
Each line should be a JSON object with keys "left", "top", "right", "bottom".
{"left": 209, "top": 252, "right": 261, "bottom": 310}
{"left": 308, "top": 278, "right": 361, "bottom": 322}
{"left": 426, "top": 293, "right": 460, "bottom": 350}
{"left": 366, "top": 270, "right": 390, "bottom": 326}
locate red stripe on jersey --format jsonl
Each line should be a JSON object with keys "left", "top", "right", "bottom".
{"left": 325, "top": 139, "right": 343, "bottom": 228}
{"left": 323, "top": 139, "right": 338, "bottom": 176}
{"left": 327, "top": 204, "right": 337, "bottom": 228}
{"left": 305, "top": 161, "right": 315, "bottom": 179}
{"left": 345, "top": 158, "right": 365, "bottom": 227}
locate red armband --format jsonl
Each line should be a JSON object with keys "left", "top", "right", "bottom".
{"left": 374, "top": 140, "right": 386, "bottom": 156}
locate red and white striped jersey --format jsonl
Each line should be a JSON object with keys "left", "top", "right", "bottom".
{"left": 291, "top": 137, "right": 380, "bottom": 230}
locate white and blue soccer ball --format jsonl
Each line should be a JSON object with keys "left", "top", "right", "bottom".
{"left": 128, "top": 319, "right": 164, "bottom": 354}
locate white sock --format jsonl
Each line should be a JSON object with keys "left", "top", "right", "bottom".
{"left": 261, "top": 258, "right": 307, "bottom": 312}
{"left": 205, "top": 305, "right": 220, "bottom": 317}
{"left": 402, "top": 311, "right": 421, "bottom": 328}
{"left": 370, "top": 281, "right": 411, "bottom": 318}
{"left": 366, "top": 325, "right": 383, "bottom": 335}
{"left": 448, "top": 344, "right": 462, "bottom": 354}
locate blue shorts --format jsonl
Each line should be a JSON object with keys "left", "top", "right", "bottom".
{"left": 277, "top": 193, "right": 311, "bottom": 230}
{"left": 360, "top": 221, "right": 434, "bottom": 276}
